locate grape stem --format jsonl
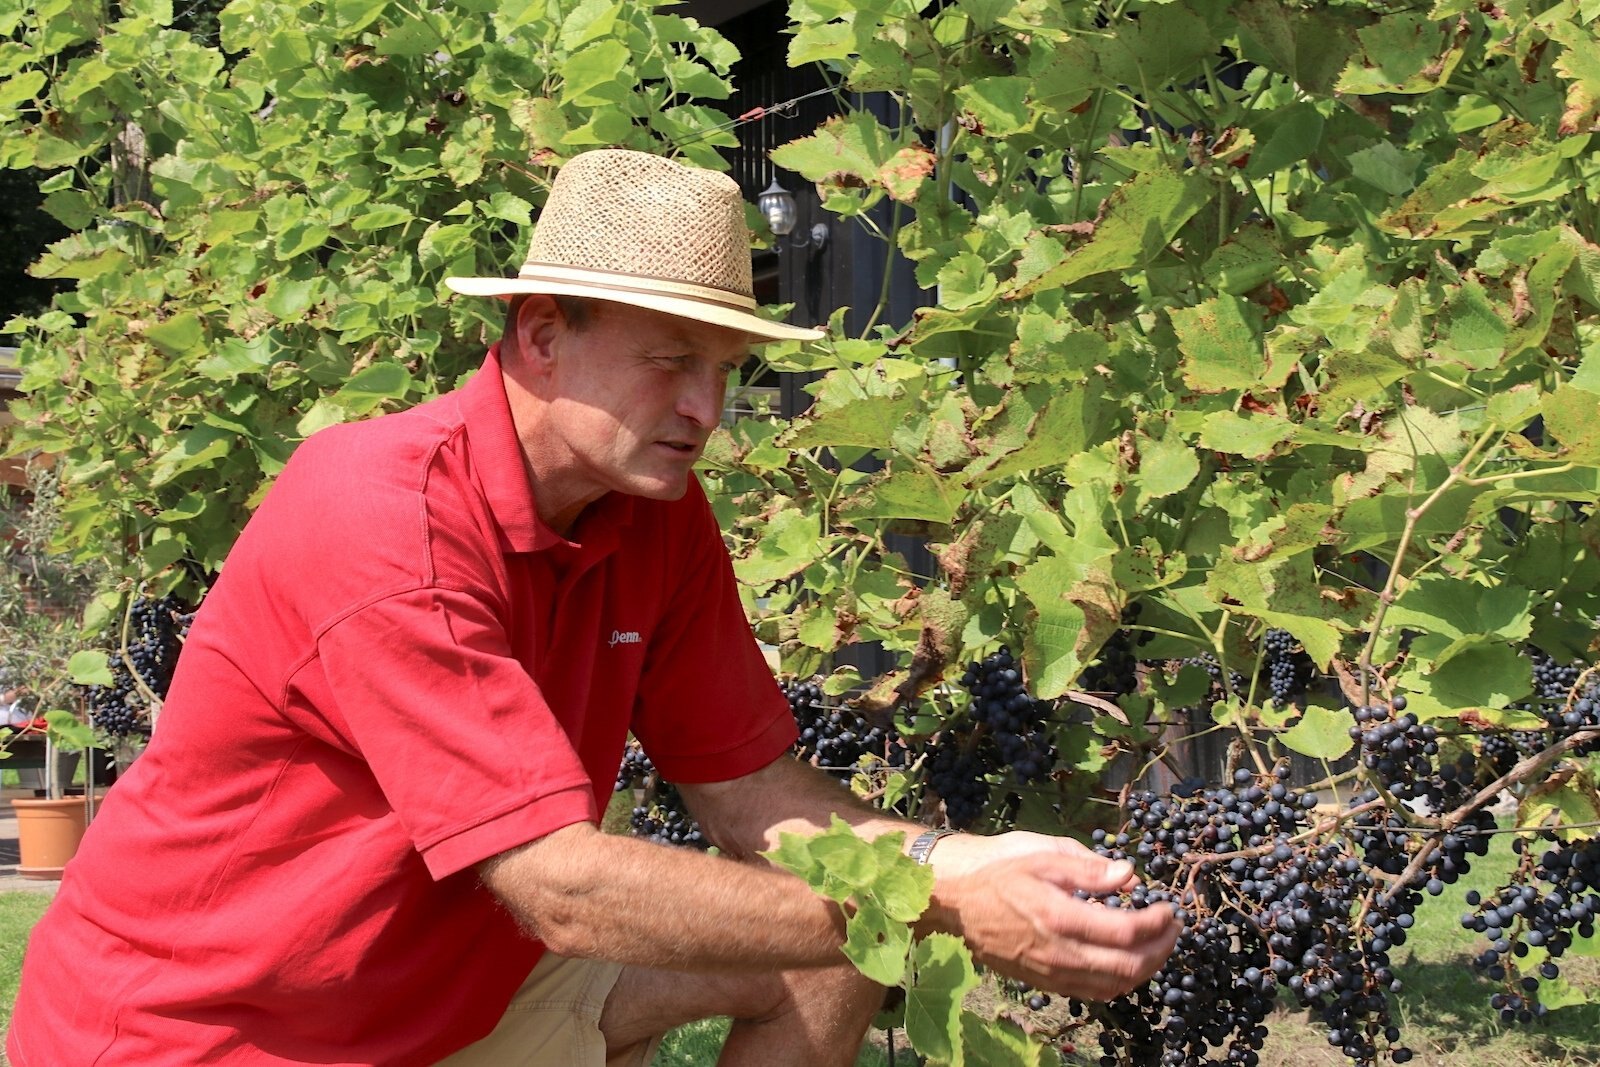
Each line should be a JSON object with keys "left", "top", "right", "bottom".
{"left": 1174, "top": 797, "right": 1388, "bottom": 868}
{"left": 1442, "top": 725, "right": 1600, "bottom": 834}
{"left": 1374, "top": 723, "right": 1600, "bottom": 903}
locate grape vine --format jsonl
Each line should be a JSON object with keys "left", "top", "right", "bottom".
{"left": 851, "top": 637, "right": 1600, "bottom": 1065}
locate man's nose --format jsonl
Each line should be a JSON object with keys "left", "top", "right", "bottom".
{"left": 676, "top": 370, "right": 725, "bottom": 429}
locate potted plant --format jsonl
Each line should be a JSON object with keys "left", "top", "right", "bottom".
{"left": 5, "top": 713, "right": 96, "bottom": 879}
{"left": 1, "top": 464, "right": 110, "bottom": 877}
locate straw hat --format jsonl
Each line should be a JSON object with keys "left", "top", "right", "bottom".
{"left": 445, "top": 150, "right": 825, "bottom": 342}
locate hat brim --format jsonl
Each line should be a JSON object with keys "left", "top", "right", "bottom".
{"left": 444, "top": 274, "right": 825, "bottom": 343}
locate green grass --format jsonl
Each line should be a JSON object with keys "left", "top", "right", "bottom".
{"left": 653, "top": 1017, "right": 913, "bottom": 1066}
{"left": 0, "top": 892, "right": 51, "bottom": 1040}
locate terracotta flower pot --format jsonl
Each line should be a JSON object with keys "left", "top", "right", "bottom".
{"left": 9, "top": 795, "right": 89, "bottom": 880}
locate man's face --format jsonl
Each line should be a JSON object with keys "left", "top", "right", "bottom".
{"left": 538, "top": 301, "right": 752, "bottom": 507}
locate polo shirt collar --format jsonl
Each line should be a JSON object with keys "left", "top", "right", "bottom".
{"left": 458, "top": 344, "right": 635, "bottom": 558}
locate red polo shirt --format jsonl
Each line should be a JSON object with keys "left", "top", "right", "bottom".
{"left": 8, "top": 347, "right": 797, "bottom": 1067}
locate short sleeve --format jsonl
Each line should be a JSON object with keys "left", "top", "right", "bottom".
{"left": 629, "top": 485, "right": 798, "bottom": 783}
{"left": 315, "top": 587, "right": 598, "bottom": 879}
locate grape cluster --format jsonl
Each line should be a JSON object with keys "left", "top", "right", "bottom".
{"left": 1530, "top": 649, "right": 1584, "bottom": 708}
{"left": 919, "top": 647, "right": 1059, "bottom": 829}
{"left": 787, "top": 677, "right": 906, "bottom": 781}
{"left": 613, "top": 739, "right": 708, "bottom": 850}
{"left": 1344, "top": 697, "right": 1492, "bottom": 905}
{"left": 628, "top": 784, "right": 707, "bottom": 849}
{"left": 999, "top": 977, "right": 1052, "bottom": 1013}
{"left": 961, "top": 647, "right": 1055, "bottom": 783}
{"left": 83, "top": 680, "right": 145, "bottom": 738}
{"left": 81, "top": 594, "right": 189, "bottom": 739}
{"left": 924, "top": 639, "right": 1600, "bottom": 1059}
{"left": 1480, "top": 731, "right": 1522, "bottom": 779}
{"left": 1523, "top": 650, "right": 1600, "bottom": 758}
{"left": 923, "top": 729, "right": 993, "bottom": 830}
{"left": 1080, "top": 605, "right": 1144, "bottom": 698}
{"left": 1463, "top": 834, "right": 1600, "bottom": 1019}
{"left": 615, "top": 740, "right": 653, "bottom": 793}
{"left": 1485, "top": 650, "right": 1600, "bottom": 775}
{"left": 1353, "top": 699, "right": 1438, "bottom": 797}
{"left": 1078, "top": 767, "right": 1425, "bottom": 1066}
{"left": 1260, "top": 628, "right": 1311, "bottom": 709}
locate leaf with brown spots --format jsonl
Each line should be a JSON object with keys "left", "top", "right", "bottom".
{"left": 879, "top": 144, "right": 936, "bottom": 203}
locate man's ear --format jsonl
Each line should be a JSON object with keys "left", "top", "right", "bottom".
{"left": 506, "top": 294, "right": 564, "bottom": 373}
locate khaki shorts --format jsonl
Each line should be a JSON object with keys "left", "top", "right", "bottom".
{"left": 435, "top": 952, "right": 662, "bottom": 1067}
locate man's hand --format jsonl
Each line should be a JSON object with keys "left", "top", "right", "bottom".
{"left": 920, "top": 829, "right": 1112, "bottom": 881}
{"left": 920, "top": 844, "right": 1180, "bottom": 1002}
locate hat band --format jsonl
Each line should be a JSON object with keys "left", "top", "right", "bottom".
{"left": 517, "top": 263, "right": 757, "bottom": 313}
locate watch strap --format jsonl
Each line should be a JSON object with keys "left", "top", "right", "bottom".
{"left": 909, "top": 828, "right": 958, "bottom": 866}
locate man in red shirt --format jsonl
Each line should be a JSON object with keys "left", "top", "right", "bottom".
{"left": 7, "top": 150, "right": 1178, "bottom": 1066}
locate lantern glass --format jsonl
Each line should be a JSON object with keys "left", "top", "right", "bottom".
{"left": 758, "top": 179, "right": 797, "bottom": 237}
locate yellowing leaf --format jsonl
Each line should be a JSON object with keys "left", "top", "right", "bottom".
{"left": 1173, "top": 295, "right": 1271, "bottom": 394}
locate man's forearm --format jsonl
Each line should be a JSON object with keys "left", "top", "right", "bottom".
{"left": 477, "top": 757, "right": 922, "bottom": 974}
{"left": 479, "top": 820, "right": 851, "bottom": 971}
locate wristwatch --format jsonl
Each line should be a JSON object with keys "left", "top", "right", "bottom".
{"left": 909, "top": 828, "right": 960, "bottom": 866}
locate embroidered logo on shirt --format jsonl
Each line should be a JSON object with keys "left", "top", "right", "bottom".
{"left": 608, "top": 629, "right": 643, "bottom": 648}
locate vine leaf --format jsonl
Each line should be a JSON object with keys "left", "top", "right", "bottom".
{"left": 42, "top": 709, "right": 95, "bottom": 750}
{"left": 769, "top": 110, "right": 909, "bottom": 205}
{"left": 906, "top": 933, "right": 980, "bottom": 1066}
{"left": 1379, "top": 121, "right": 1572, "bottom": 239}
{"left": 142, "top": 313, "right": 206, "bottom": 357}
{"left": 1537, "top": 976, "right": 1593, "bottom": 1008}
{"left": 1281, "top": 704, "right": 1356, "bottom": 760}
{"left": 1542, "top": 383, "right": 1600, "bottom": 466}
{"left": 782, "top": 364, "right": 925, "bottom": 450}
{"left": 842, "top": 905, "right": 915, "bottom": 986}
{"left": 1385, "top": 576, "right": 1534, "bottom": 645}
{"left": 1234, "top": 0, "right": 1357, "bottom": 94}
{"left": 764, "top": 819, "right": 933, "bottom": 988}
{"left": 953, "top": 76, "right": 1031, "bottom": 137}
{"left": 1132, "top": 432, "right": 1200, "bottom": 507}
{"left": 1394, "top": 639, "right": 1533, "bottom": 718}
{"left": 67, "top": 650, "right": 114, "bottom": 687}
{"left": 1008, "top": 165, "right": 1211, "bottom": 297}
{"left": 1017, "top": 554, "right": 1120, "bottom": 701}
{"left": 733, "top": 508, "right": 822, "bottom": 587}
{"left": 1548, "top": 21, "right": 1600, "bottom": 136}
{"left": 958, "top": 1010, "right": 1046, "bottom": 1066}
{"left": 838, "top": 464, "right": 964, "bottom": 526}
{"left": 1336, "top": 11, "right": 1466, "bottom": 96}
{"left": 1199, "top": 411, "right": 1297, "bottom": 460}
{"left": 1206, "top": 556, "right": 1347, "bottom": 669}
